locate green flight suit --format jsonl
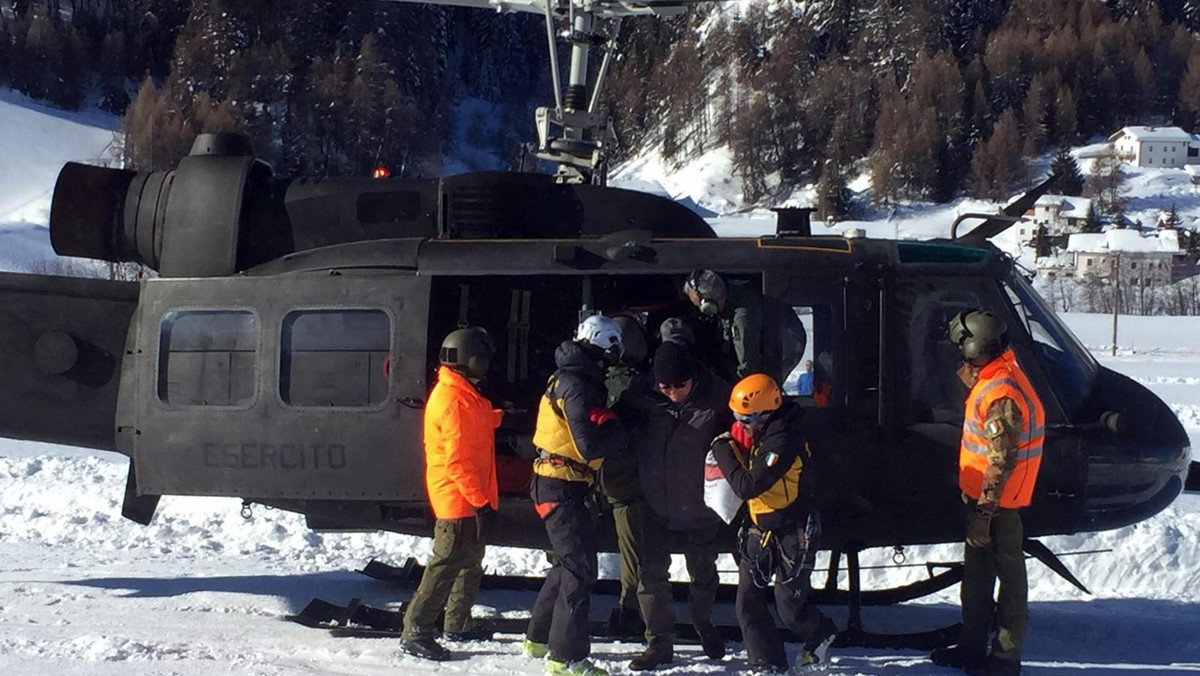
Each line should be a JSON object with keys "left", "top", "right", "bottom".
{"left": 604, "top": 364, "right": 643, "bottom": 612}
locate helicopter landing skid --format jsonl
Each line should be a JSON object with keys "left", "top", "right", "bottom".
{"left": 829, "top": 548, "right": 962, "bottom": 651}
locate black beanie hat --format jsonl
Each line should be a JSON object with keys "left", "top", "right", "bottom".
{"left": 653, "top": 341, "right": 695, "bottom": 384}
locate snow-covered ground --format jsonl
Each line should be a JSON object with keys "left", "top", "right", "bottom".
{"left": 5, "top": 87, "right": 1200, "bottom": 675}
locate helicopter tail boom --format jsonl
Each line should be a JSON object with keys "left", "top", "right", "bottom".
{"left": 0, "top": 271, "right": 137, "bottom": 451}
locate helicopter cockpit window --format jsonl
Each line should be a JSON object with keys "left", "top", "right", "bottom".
{"left": 1002, "top": 276, "right": 1096, "bottom": 415}
{"left": 158, "top": 310, "right": 258, "bottom": 406}
{"left": 280, "top": 309, "right": 391, "bottom": 407}
{"left": 895, "top": 279, "right": 984, "bottom": 425}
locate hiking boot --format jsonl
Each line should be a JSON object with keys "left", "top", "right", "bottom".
{"left": 545, "top": 657, "right": 609, "bottom": 676}
{"left": 628, "top": 640, "right": 674, "bottom": 670}
{"left": 443, "top": 624, "right": 494, "bottom": 642}
{"left": 523, "top": 639, "right": 549, "bottom": 659}
{"left": 694, "top": 621, "right": 726, "bottom": 660}
{"left": 966, "top": 657, "right": 1022, "bottom": 676}
{"left": 930, "top": 646, "right": 987, "bottom": 670}
{"left": 399, "top": 635, "right": 451, "bottom": 661}
{"left": 795, "top": 620, "right": 838, "bottom": 672}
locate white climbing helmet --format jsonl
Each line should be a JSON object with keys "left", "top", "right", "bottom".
{"left": 575, "top": 314, "right": 624, "bottom": 362}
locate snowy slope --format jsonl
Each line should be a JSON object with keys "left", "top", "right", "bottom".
{"left": 0, "top": 90, "right": 118, "bottom": 273}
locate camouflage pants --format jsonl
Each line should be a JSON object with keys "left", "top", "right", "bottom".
{"left": 402, "top": 517, "right": 486, "bottom": 638}
{"left": 958, "top": 507, "right": 1028, "bottom": 662}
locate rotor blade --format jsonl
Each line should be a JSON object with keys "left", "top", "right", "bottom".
{"left": 1023, "top": 538, "right": 1091, "bottom": 595}
{"left": 957, "top": 173, "right": 1060, "bottom": 246}
{"left": 379, "top": 0, "right": 545, "bottom": 15}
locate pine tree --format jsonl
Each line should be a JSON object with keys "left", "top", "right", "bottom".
{"left": 1161, "top": 203, "right": 1183, "bottom": 230}
{"left": 970, "top": 108, "right": 1023, "bottom": 200}
{"left": 815, "top": 160, "right": 853, "bottom": 221}
{"left": 1049, "top": 146, "right": 1085, "bottom": 196}
{"left": 1179, "top": 51, "right": 1200, "bottom": 131}
{"left": 1082, "top": 204, "right": 1102, "bottom": 234}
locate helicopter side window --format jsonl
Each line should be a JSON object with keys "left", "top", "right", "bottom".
{"left": 1002, "top": 276, "right": 1096, "bottom": 416}
{"left": 280, "top": 309, "right": 391, "bottom": 407}
{"left": 158, "top": 310, "right": 258, "bottom": 407}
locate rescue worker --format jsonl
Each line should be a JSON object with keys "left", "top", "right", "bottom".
{"left": 683, "top": 270, "right": 807, "bottom": 383}
{"left": 709, "top": 374, "right": 838, "bottom": 674}
{"left": 401, "top": 327, "right": 503, "bottom": 661}
{"left": 601, "top": 314, "right": 649, "bottom": 635}
{"left": 524, "top": 315, "right": 630, "bottom": 676}
{"left": 614, "top": 341, "right": 730, "bottom": 670}
{"left": 930, "top": 310, "right": 1044, "bottom": 676}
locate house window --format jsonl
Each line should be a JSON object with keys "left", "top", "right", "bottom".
{"left": 1131, "top": 261, "right": 1138, "bottom": 269}
{"left": 1087, "top": 259, "right": 1094, "bottom": 267}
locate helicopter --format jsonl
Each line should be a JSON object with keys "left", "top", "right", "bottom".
{"left": 0, "top": 0, "right": 1194, "bottom": 649}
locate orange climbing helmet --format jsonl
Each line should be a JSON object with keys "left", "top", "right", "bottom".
{"left": 728, "top": 373, "right": 782, "bottom": 415}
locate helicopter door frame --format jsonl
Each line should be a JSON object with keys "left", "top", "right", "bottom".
{"left": 122, "top": 272, "right": 432, "bottom": 502}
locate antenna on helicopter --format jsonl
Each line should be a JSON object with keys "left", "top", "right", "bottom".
{"left": 382, "top": 0, "right": 710, "bottom": 184}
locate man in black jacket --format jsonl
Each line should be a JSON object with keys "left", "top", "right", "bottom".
{"left": 615, "top": 341, "right": 731, "bottom": 670}
{"left": 525, "top": 315, "right": 629, "bottom": 676}
{"left": 710, "top": 374, "right": 838, "bottom": 675}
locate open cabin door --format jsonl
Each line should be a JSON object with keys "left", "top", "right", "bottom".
{"left": 122, "top": 272, "right": 432, "bottom": 502}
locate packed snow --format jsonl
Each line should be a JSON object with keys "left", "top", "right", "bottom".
{"left": 4, "top": 88, "right": 1200, "bottom": 674}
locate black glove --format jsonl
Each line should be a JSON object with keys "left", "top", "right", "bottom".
{"left": 474, "top": 504, "right": 496, "bottom": 542}
{"left": 965, "top": 508, "right": 992, "bottom": 548}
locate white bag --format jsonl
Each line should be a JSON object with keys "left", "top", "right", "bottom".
{"left": 703, "top": 450, "right": 742, "bottom": 524}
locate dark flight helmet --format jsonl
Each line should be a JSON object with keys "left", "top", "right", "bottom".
{"left": 949, "top": 309, "right": 1008, "bottom": 365}
{"left": 611, "top": 314, "right": 648, "bottom": 366}
{"left": 439, "top": 326, "right": 495, "bottom": 380}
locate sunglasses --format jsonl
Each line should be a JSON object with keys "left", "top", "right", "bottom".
{"left": 734, "top": 411, "right": 763, "bottom": 424}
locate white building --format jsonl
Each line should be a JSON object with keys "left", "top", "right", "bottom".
{"left": 1065, "top": 229, "right": 1182, "bottom": 285}
{"left": 1016, "top": 194, "right": 1094, "bottom": 242}
{"left": 1108, "top": 126, "right": 1200, "bottom": 168}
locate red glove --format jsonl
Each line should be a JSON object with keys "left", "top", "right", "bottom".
{"left": 588, "top": 406, "right": 617, "bottom": 426}
{"left": 729, "top": 421, "right": 752, "bottom": 449}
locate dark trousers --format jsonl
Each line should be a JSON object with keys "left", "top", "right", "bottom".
{"left": 735, "top": 526, "right": 831, "bottom": 670}
{"left": 636, "top": 511, "right": 720, "bottom": 645}
{"left": 402, "top": 517, "right": 486, "bottom": 638}
{"left": 611, "top": 499, "right": 643, "bottom": 611}
{"left": 959, "top": 507, "right": 1028, "bottom": 662}
{"left": 527, "top": 483, "right": 597, "bottom": 662}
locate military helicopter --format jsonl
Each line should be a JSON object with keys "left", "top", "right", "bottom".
{"left": 0, "top": 0, "right": 1193, "bottom": 648}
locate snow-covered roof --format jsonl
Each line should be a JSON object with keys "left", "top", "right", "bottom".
{"left": 1108, "top": 126, "right": 1195, "bottom": 143}
{"left": 1033, "top": 194, "right": 1093, "bottom": 217}
{"left": 1066, "top": 229, "right": 1181, "bottom": 254}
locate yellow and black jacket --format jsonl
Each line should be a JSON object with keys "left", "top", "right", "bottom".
{"left": 532, "top": 341, "right": 628, "bottom": 503}
{"left": 711, "top": 401, "right": 814, "bottom": 531}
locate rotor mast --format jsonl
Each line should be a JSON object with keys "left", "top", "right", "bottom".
{"left": 384, "top": 0, "right": 685, "bottom": 185}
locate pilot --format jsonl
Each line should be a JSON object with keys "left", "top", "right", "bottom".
{"left": 601, "top": 314, "right": 649, "bottom": 635}
{"left": 401, "top": 327, "right": 503, "bottom": 661}
{"left": 614, "top": 340, "right": 730, "bottom": 670}
{"left": 683, "top": 270, "right": 807, "bottom": 384}
{"left": 709, "top": 374, "right": 838, "bottom": 674}
{"left": 524, "top": 315, "right": 629, "bottom": 676}
{"left": 931, "top": 310, "right": 1044, "bottom": 676}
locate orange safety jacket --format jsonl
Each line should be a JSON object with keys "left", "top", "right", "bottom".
{"left": 958, "top": 348, "right": 1045, "bottom": 509}
{"left": 423, "top": 365, "right": 503, "bottom": 519}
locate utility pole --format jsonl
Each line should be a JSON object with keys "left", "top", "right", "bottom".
{"left": 1111, "top": 252, "right": 1120, "bottom": 357}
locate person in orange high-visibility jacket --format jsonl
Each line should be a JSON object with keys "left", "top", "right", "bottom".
{"left": 402, "top": 327, "right": 503, "bottom": 662}
{"left": 931, "top": 310, "right": 1044, "bottom": 676}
